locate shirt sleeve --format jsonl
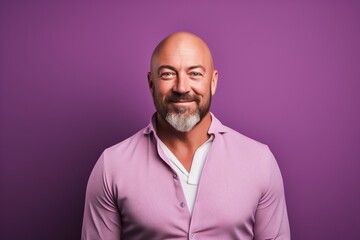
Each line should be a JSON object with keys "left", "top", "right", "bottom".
{"left": 253, "top": 147, "right": 291, "bottom": 240}
{"left": 81, "top": 153, "right": 121, "bottom": 240}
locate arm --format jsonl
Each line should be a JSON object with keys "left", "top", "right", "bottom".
{"left": 253, "top": 148, "right": 291, "bottom": 240}
{"left": 81, "top": 153, "right": 121, "bottom": 240}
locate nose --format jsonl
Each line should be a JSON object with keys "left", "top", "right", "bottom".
{"left": 173, "top": 73, "right": 190, "bottom": 94}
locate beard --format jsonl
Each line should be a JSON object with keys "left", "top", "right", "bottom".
{"left": 153, "top": 91, "right": 211, "bottom": 132}
{"left": 165, "top": 111, "right": 200, "bottom": 132}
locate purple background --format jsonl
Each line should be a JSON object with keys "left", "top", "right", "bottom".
{"left": 1, "top": 1, "right": 359, "bottom": 239}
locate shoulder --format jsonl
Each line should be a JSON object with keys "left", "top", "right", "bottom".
{"left": 218, "top": 123, "right": 271, "bottom": 156}
{"left": 210, "top": 113, "right": 274, "bottom": 162}
{"left": 211, "top": 113, "right": 268, "bottom": 151}
{"left": 215, "top": 122, "right": 278, "bottom": 178}
{"left": 104, "top": 128, "right": 149, "bottom": 157}
{"left": 96, "top": 127, "right": 153, "bottom": 174}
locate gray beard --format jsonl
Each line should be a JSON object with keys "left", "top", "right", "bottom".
{"left": 165, "top": 111, "right": 200, "bottom": 132}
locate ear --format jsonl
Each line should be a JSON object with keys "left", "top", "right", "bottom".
{"left": 147, "top": 72, "right": 154, "bottom": 94}
{"left": 210, "top": 70, "right": 218, "bottom": 95}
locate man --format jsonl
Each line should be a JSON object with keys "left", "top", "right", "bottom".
{"left": 81, "top": 32, "right": 290, "bottom": 240}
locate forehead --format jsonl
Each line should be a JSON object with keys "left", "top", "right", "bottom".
{"left": 152, "top": 38, "right": 213, "bottom": 70}
{"left": 159, "top": 48, "right": 208, "bottom": 65}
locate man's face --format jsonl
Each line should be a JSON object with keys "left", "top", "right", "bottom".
{"left": 148, "top": 36, "right": 218, "bottom": 132}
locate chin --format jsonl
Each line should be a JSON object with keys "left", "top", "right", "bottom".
{"left": 165, "top": 112, "right": 200, "bottom": 132}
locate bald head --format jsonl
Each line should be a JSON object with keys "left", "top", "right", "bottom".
{"left": 150, "top": 32, "right": 215, "bottom": 73}
{"left": 147, "top": 32, "right": 218, "bottom": 132}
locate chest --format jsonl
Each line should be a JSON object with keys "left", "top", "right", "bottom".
{"left": 114, "top": 150, "right": 262, "bottom": 238}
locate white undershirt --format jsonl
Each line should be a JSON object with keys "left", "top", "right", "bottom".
{"left": 158, "top": 135, "right": 214, "bottom": 214}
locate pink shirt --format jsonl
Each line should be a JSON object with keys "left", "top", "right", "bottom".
{"left": 81, "top": 114, "right": 290, "bottom": 240}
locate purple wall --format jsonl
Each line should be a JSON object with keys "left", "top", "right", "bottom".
{"left": 1, "top": 1, "right": 359, "bottom": 239}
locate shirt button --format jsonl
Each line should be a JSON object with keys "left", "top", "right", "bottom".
{"left": 190, "top": 233, "right": 196, "bottom": 239}
{"left": 180, "top": 202, "right": 185, "bottom": 208}
{"left": 173, "top": 173, "right": 177, "bottom": 179}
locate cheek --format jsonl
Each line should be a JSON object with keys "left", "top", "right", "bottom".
{"left": 155, "top": 82, "right": 173, "bottom": 95}
{"left": 192, "top": 81, "right": 212, "bottom": 96}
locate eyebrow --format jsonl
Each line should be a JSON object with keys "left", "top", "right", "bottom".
{"left": 188, "top": 65, "right": 206, "bottom": 72}
{"left": 157, "top": 65, "right": 206, "bottom": 75}
{"left": 157, "top": 65, "right": 177, "bottom": 75}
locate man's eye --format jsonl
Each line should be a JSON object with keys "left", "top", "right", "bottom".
{"left": 160, "top": 72, "right": 175, "bottom": 79}
{"left": 190, "top": 72, "right": 203, "bottom": 77}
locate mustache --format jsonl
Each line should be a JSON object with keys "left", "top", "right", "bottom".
{"left": 166, "top": 93, "right": 200, "bottom": 103}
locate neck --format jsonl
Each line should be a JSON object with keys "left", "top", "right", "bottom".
{"left": 156, "top": 112, "right": 212, "bottom": 150}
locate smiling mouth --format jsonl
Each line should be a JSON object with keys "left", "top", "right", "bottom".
{"left": 167, "top": 92, "right": 198, "bottom": 101}
{"left": 171, "top": 100, "right": 194, "bottom": 105}
{"left": 169, "top": 100, "right": 196, "bottom": 108}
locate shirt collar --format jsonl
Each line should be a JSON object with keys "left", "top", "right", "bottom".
{"left": 142, "top": 112, "right": 228, "bottom": 136}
